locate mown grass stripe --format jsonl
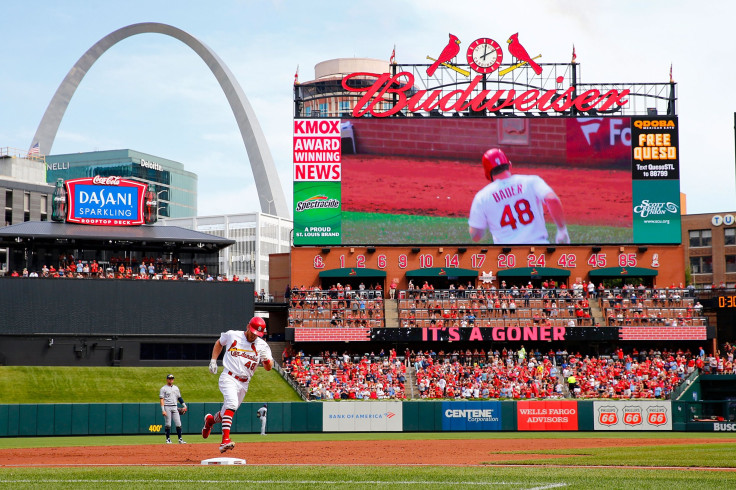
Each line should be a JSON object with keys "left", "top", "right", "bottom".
{"left": 1, "top": 479, "right": 544, "bottom": 486}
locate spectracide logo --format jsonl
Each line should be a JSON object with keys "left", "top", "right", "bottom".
{"left": 295, "top": 195, "right": 340, "bottom": 212}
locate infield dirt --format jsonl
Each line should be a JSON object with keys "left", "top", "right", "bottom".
{"left": 0, "top": 438, "right": 721, "bottom": 466}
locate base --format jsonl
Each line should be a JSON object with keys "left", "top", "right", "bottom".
{"left": 201, "top": 457, "right": 247, "bottom": 465}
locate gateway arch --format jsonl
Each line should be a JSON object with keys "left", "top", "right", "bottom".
{"left": 30, "top": 22, "right": 288, "bottom": 218}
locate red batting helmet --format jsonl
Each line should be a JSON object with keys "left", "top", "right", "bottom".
{"left": 482, "top": 148, "right": 512, "bottom": 181}
{"left": 248, "top": 316, "right": 267, "bottom": 337}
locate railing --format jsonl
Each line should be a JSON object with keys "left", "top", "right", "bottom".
{"left": 0, "top": 146, "right": 45, "bottom": 163}
{"left": 275, "top": 361, "right": 310, "bottom": 401}
{"left": 671, "top": 368, "right": 700, "bottom": 401}
{"left": 288, "top": 289, "right": 386, "bottom": 328}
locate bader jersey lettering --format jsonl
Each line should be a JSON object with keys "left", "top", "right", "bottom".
{"left": 469, "top": 174, "right": 553, "bottom": 244}
{"left": 219, "top": 330, "right": 273, "bottom": 380}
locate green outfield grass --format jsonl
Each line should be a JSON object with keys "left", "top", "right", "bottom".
{"left": 1, "top": 465, "right": 734, "bottom": 489}
{"left": 342, "top": 211, "right": 632, "bottom": 244}
{"left": 1, "top": 434, "right": 736, "bottom": 488}
{"left": 0, "top": 366, "right": 301, "bottom": 404}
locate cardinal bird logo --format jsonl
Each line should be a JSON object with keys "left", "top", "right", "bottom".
{"left": 349, "top": 269, "right": 357, "bottom": 276}
{"left": 506, "top": 33, "right": 543, "bottom": 75}
{"left": 427, "top": 33, "right": 461, "bottom": 77}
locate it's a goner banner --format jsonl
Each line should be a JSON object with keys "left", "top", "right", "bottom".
{"left": 293, "top": 117, "right": 680, "bottom": 246}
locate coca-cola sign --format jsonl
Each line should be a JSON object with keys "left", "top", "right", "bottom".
{"left": 342, "top": 72, "right": 630, "bottom": 117}
{"left": 92, "top": 175, "right": 121, "bottom": 186}
{"left": 65, "top": 177, "right": 147, "bottom": 226}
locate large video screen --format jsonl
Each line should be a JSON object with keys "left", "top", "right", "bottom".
{"left": 293, "top": 116, "right": 680, "bottom": 246}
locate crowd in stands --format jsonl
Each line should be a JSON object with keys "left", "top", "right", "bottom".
{"left": 286, "top": 279, "right": 709, "bottom": 330}
{"left": 565, "top": 348, "right": 690, "bottom": 399}
{"left": 397, "top": 280, "right": 593, "bottom": 328}
{"left": 413, "top": 346, "right": 563, "bottom": 399}
{"left": 5, "top": 256, "right": 250, "bottom": 283}
{"left": 288, "top": 283, "right": 385, "bottom": 328}
{"left": 282, "top": 348, "right": 406, "bottom": 400}
{"left": 281, "top": 344, "right": 736, "bottom": 401}
{"left": 600, "top": 287, "right": 705, "bottom": 326}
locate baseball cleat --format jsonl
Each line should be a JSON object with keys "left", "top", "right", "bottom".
{"left": 219, "top": 438, "right": 235, "bottom": 453}
{"left": 166, "top": 439, "right": 172, "bottom": 444}
{"left": 178, "top": 439, "right": 187, "bottom": 444}
{"left": 202, "top": 413, "right": 215, "bottom": 439}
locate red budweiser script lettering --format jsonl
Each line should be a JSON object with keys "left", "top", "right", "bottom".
{"left": 342, "top": 72, "right": 630, "bottom": 117}
{"left": 93, "top": 176, "right": 121, "bottom": 186}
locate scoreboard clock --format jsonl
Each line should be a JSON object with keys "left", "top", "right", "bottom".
{"left": 718, "top": 295, "right": 736, "bottom": 308}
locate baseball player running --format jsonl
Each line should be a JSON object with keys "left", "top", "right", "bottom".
{"left": 468, "top": 148, "right": 570, "bottom": 245}
{"left": 159, "top": 374, "right": 187, "bottom": 444}
{"left": 202, "top": 316, "right": 273, "bottom": 453}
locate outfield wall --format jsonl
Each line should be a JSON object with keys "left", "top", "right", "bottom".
{"left": 2, "top": 400, "right": 724, "bottom": 436}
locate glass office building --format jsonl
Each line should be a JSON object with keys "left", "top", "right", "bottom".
{"left": 45, "top": 149, "right": 197, "bottom": 218}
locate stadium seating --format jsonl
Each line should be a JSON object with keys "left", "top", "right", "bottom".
{"left": 283, "top": 352, "right": 405, "bottom": 400}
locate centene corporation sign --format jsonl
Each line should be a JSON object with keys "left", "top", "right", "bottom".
{"left": 342, "top": 72, "right": 630, "bottom": 117}
{"left": 65, "top": 176, "right": 147, "bottom": 226}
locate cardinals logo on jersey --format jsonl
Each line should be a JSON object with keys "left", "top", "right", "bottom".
{"left": 228, "top": 339, "right": 257, "bottom": 359}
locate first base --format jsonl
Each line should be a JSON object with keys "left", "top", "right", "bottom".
{"left": 201, "top": 457, "right": 247, "bottom": 465}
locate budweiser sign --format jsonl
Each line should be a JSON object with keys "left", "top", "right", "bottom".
{"left": 342, "top": 72, "right": 630, "bottom": 117}
{"left": 93, "top": 175, "right": 121, "bottom": 186}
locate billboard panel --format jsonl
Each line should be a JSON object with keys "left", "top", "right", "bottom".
{"left": 593, "top": 401, "right": 672, "bottom": 431}
{"left": 65, "top": 177, "right": 147, "bottom": 226}
{"left": 322, "top": 402, "right": 402, "bottom": 432}
{"left": 293, "top": 116, "right": 680, "bottom": 246}
{"left": 441, "top": 401, "right": 502, "bottom": 431}
{"left": 517, "top": 400, "right": 578, "bottom": 430}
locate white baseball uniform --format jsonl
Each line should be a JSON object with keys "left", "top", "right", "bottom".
{"left": 217, "top": 330, "right": 273, "bottom": 414}
{"left": 468, "top": 174, "right": 554, "bottom": 244}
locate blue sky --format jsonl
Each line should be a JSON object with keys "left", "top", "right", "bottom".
{"left": 1, "top": 1, "right": 734, "bottom": 217}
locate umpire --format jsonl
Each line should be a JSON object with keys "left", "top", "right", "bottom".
{"left": 160, "top": 374, "right": 187, "bottom": 444}
{"left": 257, "top": 403, "right": 268, "bottom": 435}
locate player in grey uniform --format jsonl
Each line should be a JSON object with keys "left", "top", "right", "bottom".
{"left": 159, "top": 374, "right": 187, "bottom": 444}
{"left": 257, "top": 403, "right": 267, "bottom": 435}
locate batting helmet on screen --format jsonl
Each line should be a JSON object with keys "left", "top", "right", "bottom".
{"left": 248, "top": 316, "right": 267, "bottom": 337}
{"left": 482, "top": 148, "right": 512, "bottom": 181}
